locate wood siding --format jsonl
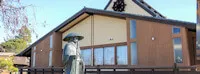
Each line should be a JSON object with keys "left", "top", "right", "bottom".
{"left": 62, "top": 16, "right": 92, "bottom": 48}
{"left": 32, "top": 14, "right": 195, "bottom": 68}
{"left": 93, "top": 15, "right": 127, "bottom": 45}
{"left": 31, "top": 32, "right": 63, "bottom": 68}
{"left": 133, "top": 19, "right": 190, "bottom": 66}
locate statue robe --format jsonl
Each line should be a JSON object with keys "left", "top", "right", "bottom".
{"left": 62, "top": 42, "right": 84, "bottom": 74}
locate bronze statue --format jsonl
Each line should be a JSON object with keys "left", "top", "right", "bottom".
{"left": 62, "top": 33, "right": 85, "bottom": 74}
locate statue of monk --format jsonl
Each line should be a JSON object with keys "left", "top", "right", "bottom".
{"left": 62, "top": 33, "right": 85, "bottom": 74}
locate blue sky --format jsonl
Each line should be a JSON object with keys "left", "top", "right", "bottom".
{"left": 0, "top": 0, "right": 196, "bottom": 44}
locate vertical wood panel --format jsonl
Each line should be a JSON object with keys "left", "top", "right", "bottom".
{"left": 136, "top": 19, "right": 174, "bottom": 66}
{"left": 52, "top": 32, "right": 63, "bottom": 67}
{"left": 126, "top": 18, "right": 131, "bottom": 65}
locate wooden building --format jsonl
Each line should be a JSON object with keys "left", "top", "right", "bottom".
{"left": 197, "top": 0, "right": 200, "bottom": 64}
{"left": 16, "top": 0, "right": 196, "bottom": 69}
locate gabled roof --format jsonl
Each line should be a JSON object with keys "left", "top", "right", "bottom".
{"left": 104, "top": 0, "right": 165, "bottom": 18}
{"left": 17, "top": 7, "right": 196, "bottom": 56}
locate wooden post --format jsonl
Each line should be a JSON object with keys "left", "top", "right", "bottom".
{"left": 19, "top": 69, "right": 23, "bottom": 74}
{"left": 151, "top": 69, "right": 154, "bottom": 74}
{"left": 173, "top": 63, "right": 177, "bottom": 74}
{"left": 130, "top": 68, "right": 135, "bottom": 74}
{"left": 42, "top": 69, "right": 45, "bottom": 74}
{"left": 51, "top": 67, "right": 54, "bottom": 74}
{"left": 113, "top": 68, "right": 116, "bottom": 74}
{"left": 84, "top": 68, "right": 86, "bottom": 74}
{"left": 62, "top": 68, "right": 65, "bottom": 74}
{"left": 97, "top": 68, "right": 100, "bottom": 74}
{"left": 34, "top": 69, "right": 36, "bottom": 74}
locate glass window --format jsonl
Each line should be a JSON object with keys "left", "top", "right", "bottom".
{"left": 117, "top": 45, "right": 128, "bottom": 65}
{"left": 131, "top": 42, "right": 138, "bottom": 65}
{"left": 33, "top": 52, "right": 36, "bottom": 67}
{"left": 130, "top": 20, "right": 137, "bottom": 39}
{"left": 104, "top": 47, "right": 115, "bottom": 65}
{"left": 81, "top": 49, "right": 92, "bottom": 65}
{"left": 94, "top": 48, "right": 103, "bottom": 65}
{"left": 172, "top": 27, "right": 180, "bottom": 34}
{"left": 50, "top": 35, "right": 53, "bottom": 48}
{"left": 49, "top": 50, "right": 53, "bottom": 66}
{"left": 33, "top": 46, "right": 36, "bottom": 51}
{"left": 173, "top": 38, "right": 183, "bottom": 63}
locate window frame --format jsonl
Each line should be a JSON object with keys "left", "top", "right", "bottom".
{"left": 81, "top": 42, "right": 127, "bottom": 66}
{"left": 32, "top": 46, "right": 36, "bottom": 67}
{"left": 128, "top": 19, "right": 138, "bottom": 65}
{"left": 81, "top": 48, "right": 93, "bottom": 66}
{"left": 172, "top": 26, "right": 181, "bottom": 34}
{"left": 49, "top": 50, "right": 53, "bottom": 67}
{"left": 116, "top": 45, "right": 128, "bottom": 65}
{"left": 50, "top": 35, "right": 53, "bottom": 49}
{"left": 172, "top": 37, "right": 183, "bottom": 63}
{"left": 130, "top": 20, "right": 137, "bottom": 39}
{"left": 130, "top": 42, "right": 138, "bottom": 65}
{"left": 103, "top": 46, "right": 115, "bottom": 65}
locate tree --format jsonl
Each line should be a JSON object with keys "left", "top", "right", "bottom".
{"left": 0, "top": 26, "right": 31, "bottom": 53}
{"left": 0, "top": 0, "right": 36, "bottom": 38}
{"left": 0, "top": 57, "right": 18, "bottom": 73}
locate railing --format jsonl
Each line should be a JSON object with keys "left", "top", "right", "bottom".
{"left": 18, "top": 66, "right": 200, "bottom": 74}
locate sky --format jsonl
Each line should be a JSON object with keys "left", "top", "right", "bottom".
{"left": 0, "top": 0, "right": 196, "bottom": 44}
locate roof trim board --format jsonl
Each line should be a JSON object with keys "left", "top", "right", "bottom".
{"left": 17, "top": 7, "right": 196, "bottom": 56}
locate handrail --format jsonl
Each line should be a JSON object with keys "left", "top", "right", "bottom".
{"left": 18, "top": 65, "right": 197, "bottom": 69}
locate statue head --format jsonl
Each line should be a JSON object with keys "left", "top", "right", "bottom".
{"left": 63, "top": 33, "right": 84, "bottom": 43}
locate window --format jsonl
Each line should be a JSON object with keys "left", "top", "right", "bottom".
{"left": 104, "top": 47, "right": 115, "bottom": 65}
{"left": 117, "top": 45, "right": 128, "bottom": 65}
{"left": 33, "top": 46, "right": 36, "bottom": 51}
{"left": 94, "top": 47, "right": 115, "bottom": 65}
{"left": 33, "top": 52, "right": 36, "bottom": 67}
{"left": 49, "top": 50, "right": 53, "bottom": 66}
{"left": 172, "top": 27, "right": 180, "bottom": 34}
{"left": 131, "top": 42, "right": 138, "bottom": 65}
{"left": 50, "top": 35, "right": 53, "bottom": 48}
{"left": 32, "top": 46, "right": 36, "bottom": 67}
{"left": 81, "top": 49, "right": 92, "bottom": 65}
{"left": 94, "top": 48, "right": 103, "bottom": 65}
{"left": 130, "top": 20, "right": 137, "bottom": 39}
{"left": 173, "top": 38, "right": 183, "bottom": 63}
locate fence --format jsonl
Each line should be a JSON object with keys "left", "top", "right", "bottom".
{"left": 18, "top": 66, "right": 200, "bottom": 74}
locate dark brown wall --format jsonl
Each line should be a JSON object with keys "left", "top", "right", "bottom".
{"left": 31, "top": 32, "right": 63, "bottom": 68}
{"left": 134, "top": 19, "right": 191, "bottom": 66}
{"left": 52, "top": 32, "right": 63, "bottom": 67}
{"left": 187, "top": 31, "right": 196, "bottom": 65}
{"left": 34, "top": 35, "right": 50, "bottom": 67}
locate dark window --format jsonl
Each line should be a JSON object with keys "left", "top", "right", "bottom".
{"left": 173, "top": 38, "right": 183, "bottom": 63}
{"left": 172, "top": 27, "right": 180, "bottom": 34}
{"left": 81, "top": 49, "right": 92, "bottom": 65}
{"left": 117, "top": 45, "right": 128, "bottom": 65}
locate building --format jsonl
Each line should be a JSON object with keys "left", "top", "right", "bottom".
{"left": 197, "top": 0, "right": 200, "bottom": 63}
{"left": 17, "top": 0, "right": 196, "bottom": 69}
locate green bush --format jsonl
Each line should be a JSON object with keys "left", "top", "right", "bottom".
{"left": 0, "top": 57, "right": 18, "bottom": 72}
